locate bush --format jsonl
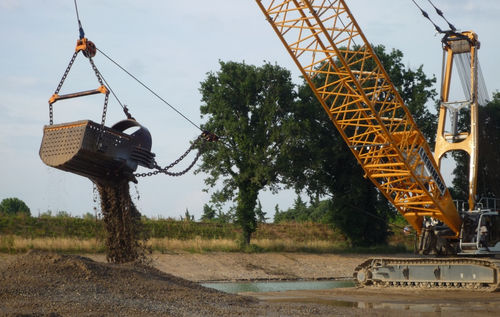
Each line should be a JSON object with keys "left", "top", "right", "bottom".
{"left": 0, "top": 198, "right": 31, "bottom": 216}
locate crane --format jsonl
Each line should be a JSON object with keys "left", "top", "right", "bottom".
{"left": 40, "top": 0, "right": 500, "bottom": 290}
{"left": 255, "top": 0, "right": 500, "bottom": 290}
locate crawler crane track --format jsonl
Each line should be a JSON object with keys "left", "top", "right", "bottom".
{"left": 354, "top": 257, "right": 500, "bottom": 291}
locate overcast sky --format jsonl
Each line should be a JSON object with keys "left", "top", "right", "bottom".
{"left": 1, "top": 0, "right": 499, "bottom": 219}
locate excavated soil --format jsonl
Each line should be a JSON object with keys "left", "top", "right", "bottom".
{"left": 0, "top": 251, "right": 357, "bottom": 316}
{"left": 2, "top": 251, "right": 500, "bottom": 316}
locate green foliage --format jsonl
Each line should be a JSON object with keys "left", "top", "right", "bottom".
{"left": 451, "top": 91, "right": 500, "bottom": 203}
{"left": 144, "top": 219, "right": 238, "bottom": 240}
{"left": 56, "top": 210, "right": 71, "bottom": 218}
{"left": 476, "top": 94, "right": 500, "bottom": 198}
{"left": 200, "top": 203, "right": 234, "bottom": 224}
{"left": 197, "top": 61, "right": 297, "bottom": 244}
{"left": 200, "top": 204, "right": 216, "bottom": 221}
{"left": 0, "top": 213, "right": 337, "bottom": 241}
{"left": 274, "top": 196, "right": 330, "bottom": 223}
{"left": 326, "top": 181, "right": 392, "bottom": 247}
{"left": 196, "top": 46, "right": 436, "bottom": 247}
{"left": 0, "top": 198, "right": 31, "bottom": 216}
{"left": 254, "top": 200, "right": 268, "bottom": 223}
{"left": 182, "top": 209, "right": 194, "bottom": 222}
{"left": 40, "top": 210, "right": 52, "bottom": 218}
{"left": 0, "top": 212, "right": 414, "bottom": 253}
{"left": 0, "top": 213, "right": 101, "bottom": 238}
{"left": 83, "top": 212, "right": 96, "bottom": 220}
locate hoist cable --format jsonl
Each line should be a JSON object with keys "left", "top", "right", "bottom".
{"left": 95, "top": 47, "right": 203, "bottom": 132}
{"left": 73, "top": 0, "right": 85, "bottom": 39}
{"left": 72, "top": 0, "right": 223, "bottom": 152}
{"left": 426, "top": 0, "right": 456, "bottom": 32}
{"left": 477, "top": 59, "right": 489, "bottom": 106}
{"left": 93, "top": 67, "right": 136, "bottom": 119}
{"left": 410, "top": 0, "right": 443, "bottom": 33}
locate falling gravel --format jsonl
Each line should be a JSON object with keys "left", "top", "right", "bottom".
{"left": 95, "top": 178, "right": 148, "bottom": 263}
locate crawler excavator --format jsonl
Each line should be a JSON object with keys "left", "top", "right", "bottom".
{"left": 254, "top": 0, "right": 500, "bottom": 290}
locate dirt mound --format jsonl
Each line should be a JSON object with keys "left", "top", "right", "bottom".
{"left": 0, "top": 251, "right": 348, "bottom": 316}
{"left": 0, "top": 250, "right": 252, "bottom": 316}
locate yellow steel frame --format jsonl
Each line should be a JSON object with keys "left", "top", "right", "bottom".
{"left": 434, "top": 31, "right": 479, "bottom": 211}
{"left": 255, "top": 0, "right": 462, "bottom": 234}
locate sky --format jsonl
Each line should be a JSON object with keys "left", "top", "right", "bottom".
{"left": 1, "top": 0, "right": 499, "bottom": 220}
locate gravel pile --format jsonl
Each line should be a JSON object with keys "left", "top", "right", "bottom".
{"left": 0, "top": 251, "right": 348, "bottom": 316}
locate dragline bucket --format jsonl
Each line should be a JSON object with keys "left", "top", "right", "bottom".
{"left": 39, "top": 119, "right": 156, "bottom": 183}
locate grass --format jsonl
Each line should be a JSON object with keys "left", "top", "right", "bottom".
{"left": 0, "top": 214, "right": 415, "bottom": 254}
{"left": 0, "top": 236, "right": 347, "bottom": 254}
{"left": 0, "top": 235, "right": 412, "bottom": 254}
{"left": 0, "top": 235, "right": 106, "bottom": 253}
{"left": 148, "top": 237, "right": 351, "bottom": 253}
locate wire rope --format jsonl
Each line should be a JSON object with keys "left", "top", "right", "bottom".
{"left": 73, "top": 0, "right": 85, "bottom": 39}
{"left": 410, "top": 0, "right": 443, "bottom": 33}
{"left": 426, "top": 0, "right": 456, "bottom": 32}
{"left": 72, "top": 0, "right": 202, "bottom": 131}
{"left": 96, "top": 48, "right": 203, "bottom": 132}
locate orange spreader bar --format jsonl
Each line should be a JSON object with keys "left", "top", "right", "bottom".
{"left": 255, "top": 0, "right": 462, "bottom": 234}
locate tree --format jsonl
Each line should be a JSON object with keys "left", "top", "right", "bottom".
{"left": 0, "top": 197, "right": 31, "bottom": 216}
{"left": 281, "top": 45, "right": 437, "bottom": 246}
{"left": 200, "top": 204, "right": 216, "bottom": 221}
{"left": 273, "top": 196, "right": 330, "bottom": 223}
{"left": 254, "top": 200, "right": 268, "bottom": 223}
{"left": 56, "top": 210, "right": 71, "bottom": 218}
{"left": 476, "top": 95, "right": 500, "bottom": 198}
{"left": 451, "top": 92, "right": 500, "bottom": 203}
{"left": 83, "top": 212, "right": 96, "bottom": 220}
{"left": 197, "top": 61, "right": 296, "bottom": 245}
{"left": 274, "top": 195, "right": 309, "bottom": 223}
{"left": 182, "top": 209, "right": 194, "bottom": 222}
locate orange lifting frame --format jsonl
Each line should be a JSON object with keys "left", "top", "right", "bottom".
{"left": 48, "top": 37, "right": 104, "bottom": 107}
{"left": 255, "top": 0, "right": 462, "bottom": 235}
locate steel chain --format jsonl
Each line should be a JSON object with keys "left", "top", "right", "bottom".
{"left": 88, "top": 56, "right": 109, "bottom": 127}
{"left": 49, "top": 51, "right": 79, "bottom": 125}
{"left": 48, "top": 46, "right": 109, "bottom": 127}
{"left": 135, "top": 136, "right": 204, "bottom": 178}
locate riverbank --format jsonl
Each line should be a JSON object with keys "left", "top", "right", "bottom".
{"left": 135, "top": 252, "right": 369, "bottom": 282}
{"left": 0, "top": 251, "right": 370, "bottom": 316}
{"left": 2, "top": 251, "right": 499, "bottom": 316}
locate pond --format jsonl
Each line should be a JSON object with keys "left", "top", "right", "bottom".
{"left": 202, "top": 279, "right": 354, "bottom": 294}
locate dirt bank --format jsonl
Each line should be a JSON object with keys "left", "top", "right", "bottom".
{"left": 1, "top": 251, "right": 499, "bottom": 316}
{"left": 145, "top": 252, "right": 367, "bottom": 282}
{"left": 0, "top": 251, "right": 363, "bottom": 316}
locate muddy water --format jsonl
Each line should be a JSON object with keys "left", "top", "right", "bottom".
{"left": 96, "top": 179, "right": 149, "bottom": 263}
{"left": 250, "top": 288, "right": 500, "bottom": 316}
{"left": 202, "top": 280, "right": 354, "bottom": 293}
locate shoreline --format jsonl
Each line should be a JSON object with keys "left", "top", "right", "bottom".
{"left": 2, "top": 251, "right": 500, "bottom": 316}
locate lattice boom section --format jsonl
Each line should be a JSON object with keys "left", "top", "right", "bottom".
{"left": 255, "top": 0, "right": 461, "bottom": 234}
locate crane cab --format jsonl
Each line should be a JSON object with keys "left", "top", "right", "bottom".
{"left": 460, "top": 210, "right": 500, "bottom": 255}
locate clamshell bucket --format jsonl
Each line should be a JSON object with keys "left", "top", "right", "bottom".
{"left": 39, "top": 119, "right": 155, "bottom": 183}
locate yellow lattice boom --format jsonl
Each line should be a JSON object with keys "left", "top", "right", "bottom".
{"left": 255, "top": 0, "right": 462, "bottom": 234}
